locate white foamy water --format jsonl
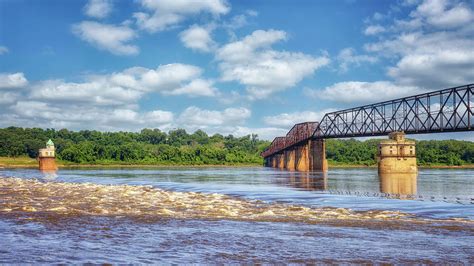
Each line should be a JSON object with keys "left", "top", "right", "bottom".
{"left": 1, "top": 177, "right": 418, "bottom": 223}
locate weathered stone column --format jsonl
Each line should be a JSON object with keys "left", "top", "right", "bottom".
{"left": 295, "top": 142, "right": 310, "bottom": 171}
{"left": 285, "top": 149, "right": 296, "bottom": 171}
{"left": 271, "top": 156, "right": 277, "bottom": 168}
{"left": 309, "top": 139, "right": 328, "bottom": 172}
{"left": 377, "top": 132, "right": 417, "bottom": 174}
{"left": 276, "top": 153, "right": 285, "bottom": 169}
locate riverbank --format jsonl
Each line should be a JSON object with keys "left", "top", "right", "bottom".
{"left": 1, "top": 156, "right": 473, "bottom": 169}
{"left": 0, "top": 156, "right": 261, "bottom": 169}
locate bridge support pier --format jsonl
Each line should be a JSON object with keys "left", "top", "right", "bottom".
{"left": 265, "top": 139, "right": 328, "bottom": 172}
{"left": 285, "top": 149, "right": 296, "bottom": 171}
{"left": 309, "top": 139, "right": 328, "bottom": 172}
{"left": 275, "top": 153, "right": 285, "bottom": 169}
{"left": 271, "top": 156, "right": 277, "bottom": 168}
{"left": 295, "top": 144, "right": 309, "bottom": 171}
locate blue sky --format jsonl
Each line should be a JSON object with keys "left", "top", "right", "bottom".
{"left": 0, "top": 0, "right": 473, "bottom": 140}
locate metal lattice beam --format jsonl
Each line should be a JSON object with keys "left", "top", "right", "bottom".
{"left": 262, "top": 84, "right": 473, "bottom": 158}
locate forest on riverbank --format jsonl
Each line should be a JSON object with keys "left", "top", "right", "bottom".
{"left": 0, "top": 127, "right": 473, "bottom": 166}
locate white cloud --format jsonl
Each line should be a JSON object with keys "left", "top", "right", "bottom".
{"left": 0, "top": 46, "right": 8, "bottom": 55}
{"left": 230, "top": 126, "right": 287, "bottom": 140}
{"left": 178, "top": 106, "right": 251, "bottom": 126}
{"left": 29, "top": 64, "right": 216, "bottom": 104}
{"left": 172, "top": 106, "right": 292, "bottom": 140}
{"left": 0, "top": 72, "right": 28, "bottom": 89}
{"left": 223, "top": 10, "right": 258, "bottom": 30}
{"left": 143, "top": 110, "right": 174, "bottom": 124}
{"left": 362, "top": 0, "right": 474, "bottom": 89}
{"left": 165, "top": 79, "right": 218, "bottom": 97}
{"left": 387, "top": 48, "right": 474, "bottom": 88}
{"left": 134, "top": 0, "right": 230, "bottom": 33}
{"left": 7, "top": 100, "right": 174, "bottom": 131}
{"left": 0, "top": 92, "right": 19, "bottom": 105}
{"left": 179, "top": 25, "right": 216, "bottom": 52}
{"left": 364, "top": 25, "right": 386, "bottom": 35}
{"left": 306, "top": 81, "right": 423, "bottom": 104}
{"left": 263, "top": 110, "right": 335, "bottom": 127}
{"left": 413, "top": 0, "right": 473, "bottom": 28}
{"left": 72, "top": 21, "right": 138, "bottom": 56}
{"left": 216, "top": 29, "right": 330, "bottom": 99}
{"left": 128, "top": 64, "right": 202, "bottom": 92}
{"left": 337, "top": 48, "right": 378, "bottom": 72}
{"left": 0, "top": 64, "right": 224, "bottom": 131}
{"left": 30, "top": 79, "right": 143, "bottom": 106}
{"left": 84, "top": 0, "right": 112, "bottom": 19}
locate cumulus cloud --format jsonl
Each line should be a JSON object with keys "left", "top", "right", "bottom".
{"left": 305, "top": 81, "right": 423, "bottom": 104}
{"left": 179, "top": 24, "right": 216, "bottom": 52}
{"left": 362, "top": 0, "right": 474, "bottom": 89}
{"left": 0, "top": 64, "right": 219, "bottom": 131}
{"left": 30, "top": 64, "right": 216, "bottom": 103}
{"left": 29, "top": 79, "right": 144, "bottom": 106}
{"left": 0, "top": 72, "right": 28, "bottom": 89}
{"left": 165, "top": 79, "right": 218, "bottom": 97}
{"left": 72, "top": 21, "right": 138, "bottom": 55}
{"left": 216, "top": 29, "right": 330, "bottom": 99}
{"left": 0, "top": 92, "right": 19, "bottom": 105}
{"left": 84, "top": 0, "right": 112, "bottom": 19}
{"left": 0, "top": 46, "right": 8, "bottom": 55}
{"left": 337, "top": 48, "right": 378, "bottom": 72}
{"left": 178, "top": 106, "right": 251, "bottom": 126}
{"left": 364, "top": 25, "right": 386, "bottom": 35}
{"left": 229, "top": 126, "right": 287, "bottom": 140}
{"left": 413, "top": 0, "right": 473, "bottom": 28}
{"left": 263, "top": 110, "right": 335, "bottom": 127}
{"left": 223, "top": 9, "right": 258, "bottom": 30}
{"left": 171, "top": 106, "right": 292, "bottom": 139}
{"left": 134, "top": 0, "right": 230, "bottom": 33}
{"left": 7, "top": 100, "right": 174, "bottom": 131}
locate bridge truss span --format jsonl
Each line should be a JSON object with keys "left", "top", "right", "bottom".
{"left": 261, "top": 84, "right": 473, "bottom": 159}
{"left": 314, "top": 84, "right": 474, "bottom": 139}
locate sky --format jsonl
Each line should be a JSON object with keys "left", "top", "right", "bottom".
{"left": 0, "top": 0, "right": 473, "bottom": 140}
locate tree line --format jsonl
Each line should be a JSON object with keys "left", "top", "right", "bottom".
{"left": 0, "top": 127, "right": 268, "bottom": 165}
{"left": 326, "top": 138, "right": 474, "bottom": 166}
{"left": 0, "top": 127, "right": 472, "bottom": 166}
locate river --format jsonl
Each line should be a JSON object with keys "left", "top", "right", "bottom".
{"left": 0, "top": 167, "right": 473, "bottom": 263}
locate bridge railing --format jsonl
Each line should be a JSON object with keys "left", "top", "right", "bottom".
{"left": 314, "top": 84, "right": 473, "bottom": 138}
{"left": 260, "top": 122, "right": 318, "bottom": 158}
{"left": 261, "top": 137, "right": 287, "bottom": 158}
{"left": 286, "top": 122, "right": 319, "bottom": 147}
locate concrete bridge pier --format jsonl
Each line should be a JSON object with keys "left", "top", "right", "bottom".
{"left": 271, "top": 156, "right": 277, "bottom": 168}
{"left": 309, "top": 139, "right": 328, "bottom": 172}
{"left": 295, "top": 144, "right": 309, "bottom": 171}
{"left": 275, "top": 153, "right": 285, "bottom": 169}
{"left": 285, "top": 149, "right": 296, "bottom": 171}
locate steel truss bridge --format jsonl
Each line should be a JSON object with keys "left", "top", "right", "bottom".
{"left": 262, "top": 84, "right": 474, "bottom": 158}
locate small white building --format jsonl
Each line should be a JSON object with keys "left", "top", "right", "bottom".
{"left": 38, "top": 139, "right": 55, "bottom": 158}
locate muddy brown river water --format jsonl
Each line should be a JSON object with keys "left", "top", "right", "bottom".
{"left": 0, "top": 167, "right": 473, "bottom": 263}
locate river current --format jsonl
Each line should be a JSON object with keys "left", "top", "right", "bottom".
{"left": 0, "top": 167, "right": 473, "bottom": 263}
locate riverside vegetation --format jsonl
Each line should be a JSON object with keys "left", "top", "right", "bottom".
{"left": 0, "top": 127, "right": 473, "bottom": 167}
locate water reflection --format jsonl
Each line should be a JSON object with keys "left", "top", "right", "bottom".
{"left": 379, "top": 172, "right": 417, "bottom": 199}
{"left": 280, "top": 172, "right": 328, "bottom": 191}
{"left": 40, "top": 170, "right": 58, "bottom": 181}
